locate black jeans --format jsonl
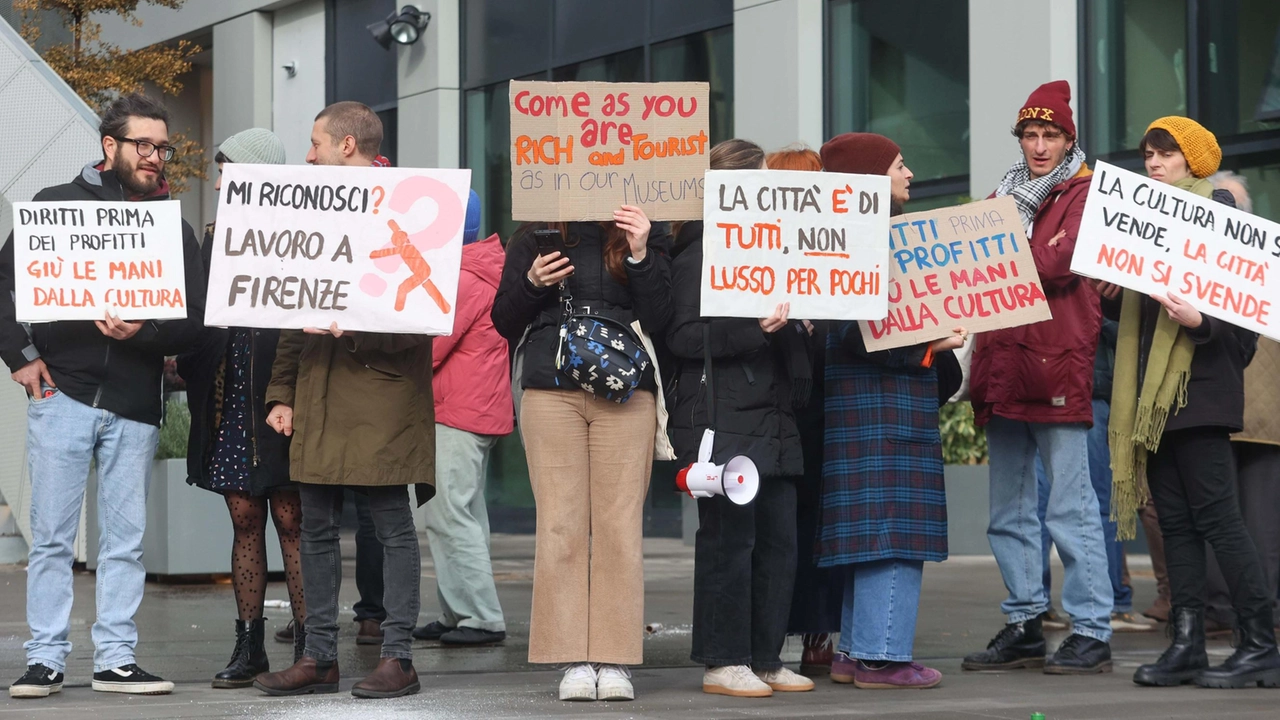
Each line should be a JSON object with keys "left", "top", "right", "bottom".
{"left": 691, "top": 477, "right": 798, "bottom": 670}
{"left": 1206, "top": 443, "right": 1280, "bottom": 625}
{"left": 1149, "top": 427, "right": 1270, "bottom": 619}
{"left": 352, "top": 491, "right": 386, "bottom": 623}
{"left": 300, "top": 485, "right": 420, "bottom": 661}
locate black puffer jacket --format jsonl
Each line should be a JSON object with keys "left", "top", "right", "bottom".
{"left": 177, "top": 226, "right": 292, "bottom": 495}
{"left": 491, "top": 223, "right": 673, "bottom": 392}
{"left": 666, "top": 222, "right": 807, "bottom": 477}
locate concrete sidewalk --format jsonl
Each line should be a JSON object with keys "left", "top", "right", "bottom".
{"left": 0, "top": 534, "right": 1277, "bottom": 718}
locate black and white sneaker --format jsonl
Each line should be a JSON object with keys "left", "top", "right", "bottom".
{"left": 92, "top": 663, "right": 175, "bottom": 695}
{"left": 9, "top": 663, "right": 64, "bottom": 698}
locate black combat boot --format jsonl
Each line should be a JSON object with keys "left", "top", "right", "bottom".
{"left": 1197, "top": 607, "right": 1280, "bottom": 688}
{"left": 1134, "top": 606, "right": 1207, "bottom": 686}
{"left": 212, "top": 619, "right": 270, "bottom": 689}
{"left": 962, "top": 616, "right": 1046, "bottom": 670}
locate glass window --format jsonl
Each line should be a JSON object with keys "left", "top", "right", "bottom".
{"left": 553, "top": 0, "right": 647, "bottom": 65}
{"left": 1231, "top": 151, "right": 1280, "bottom": 222}
{"left": 651, "top": 26, "right": 735, "bottom": 145}
{"left": 328, "top": 0, "right": 398, "bottom": 109}
{"left": 1200, "top": 0, "right": 1280, "bottom": 135}
{"left": 463, "top": 0, "right": 552, "bottom": 87}
{"left": 826, "top": 0, "right": 969, "bottom": 184}
{"left": 551, "top": 47, "right": 645, "bottom": 82}
{"left": 1261, "top": 25, "right": 1280, "bottom": 122}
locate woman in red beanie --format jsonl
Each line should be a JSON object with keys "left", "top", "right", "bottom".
{"left": 815, "top": 132, "right": 966, "bottom": 689}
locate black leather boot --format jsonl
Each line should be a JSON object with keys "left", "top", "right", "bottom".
{"left": 293, "top": 622, "right": 308, "bottom": 664}
{"left": 212, "top": 619, "right": 270, "bottom": 689}
{"left": 1134, "top": 606, "right": 1207, "bottom": 686}
{"left": 962, "top": 616, "right": 1046, "bottom": 670}
{"left": 1197, "top": 607, "right": 1280, "bottom": 688}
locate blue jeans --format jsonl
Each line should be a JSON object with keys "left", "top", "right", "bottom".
{"left": 1036, "top": 400, "right": 1132, "bottom": 612}
{"left": 986, "top": 417, "right": 1113, "bottom": 642}
{"left": 838, "top": 560, "right": 924, "bottom": 662}
{"left": 25, "top": 389, "right": 159, "bottom": 673}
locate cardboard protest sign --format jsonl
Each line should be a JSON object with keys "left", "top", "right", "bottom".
{"left": 14, "top": 200, "right": 188, "bottom": 322}
{"left": 509, "top": 81, "right": 709, "bottom": 221}
{"left": 858, "top": 196, "right": 1053, "bottom": 351}
{"left": 206, "top": 164, "right": 472, "bottom": 334}
{"left": 700, "top": 169, "right": 890, "bottom": 320}
{"left": 1072, "top": 161, "right": 1280, "bottom": 341}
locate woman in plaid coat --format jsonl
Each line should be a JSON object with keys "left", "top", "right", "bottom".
{"left": 815, "top": 133, "right": 967, "bottom": 690}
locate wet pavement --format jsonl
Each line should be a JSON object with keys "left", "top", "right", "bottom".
{"left": 1, "top": 534, "right": 1278, "bottom": 718}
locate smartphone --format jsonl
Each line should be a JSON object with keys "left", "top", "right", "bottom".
{"left": 534, "top": 228, "right": 564, "bottom": 257}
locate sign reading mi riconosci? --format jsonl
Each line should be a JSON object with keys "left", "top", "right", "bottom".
{"left": 509, "top": 81, "right": 710, "bottom": 221}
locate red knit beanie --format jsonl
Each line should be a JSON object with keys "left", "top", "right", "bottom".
{"left": 1017, "top": 80, "right": 1075, "bottom": 138}
{"left": 819, "top": 133, "right": 902, "bottom": 176}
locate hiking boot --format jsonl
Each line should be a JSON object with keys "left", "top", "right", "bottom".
{"left": 351, "top": 657, "right": 420, "bottom": 699}
{"left": 1197, "top": 609, "right": 1280, "bottom": 688}
{"left": 1143, "top": 595, "right": 1172, "bottom": 623}
{"left": 831, "top": 651, "right": 858, "bottom": 683}
{"left": 595, "top": 664, "right": 634, "bottom": 701}
{"left": 274, "top": 620, "right": 295, "bottom": 644}
{"left": 356, "top": 619, "right": 384, "bottom": 645}
{"left": 1040, "top": 608, "right": 1069, "bottom": 631}
{"left": 9, "top": 663, "right": 63, "bottom": 699}
{"left": 702, "top": 665, "right": 772, "bottom": 697}
{"left": 91, "top": 664, "right": 174, "bottom": 695}
{"left": 800, "top": 633, "right": 834, "bottom": 676}
{"left": 1044, "top": 634, "right": 1112, "bottom": 674}
{"left": 853, "top": 660, "right": 942, "bottom": 689}
{"left": 411, "top": 621, "right": 451, "bottom": 641}
{"left": 441, "top": 627, "right": 506, "bottom": 646}
{"left": 1134, "top": 606, "right": 1207, "bottom": 686}
{"left": 755, "top": 667, "right": 814, "bottom": 692}
{"left": 961, "top": 618, "right": 1046, "bottom": 670}
{"left": 254, "top": 656, "right": 339, "bottom": 696}
{"left": 559, "top": 663, "right": 598, "bottom": 701}
{"left": 212, "top": 618, "right": 269, "bottom": 688}
{"left": 1112, "top": 611, "right": 1157, "bottom": 633}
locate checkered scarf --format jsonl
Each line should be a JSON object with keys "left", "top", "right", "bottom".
{"left": 994, "top": 144, "right": 1087, "bottom": 232}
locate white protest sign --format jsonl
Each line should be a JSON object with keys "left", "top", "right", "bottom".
{"left": 700, "top": 169, "right": 890, "bottom": 320}
{"left": 14, "top": 200, "right": 188, "bottom": 322}
{"left": 1072, "top": 161, "right": 1280, "bottom": 341}
{"left": 206, "top": 164, "right": 472, "bottom": 334}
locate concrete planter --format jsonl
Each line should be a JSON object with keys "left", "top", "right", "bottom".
{"left": 87, "top": 458, "right": 283, "bottom": 576}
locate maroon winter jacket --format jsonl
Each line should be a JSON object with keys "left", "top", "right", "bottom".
{"left": 971, "top": 166, "right": 1101, "bottom": 426}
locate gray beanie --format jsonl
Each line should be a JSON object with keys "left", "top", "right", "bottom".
{"left": 219, "top": 128, "right": 286, "bottom": 165}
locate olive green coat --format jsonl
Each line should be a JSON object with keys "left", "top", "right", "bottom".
{"left": 266, "top": 329, "right": 436, "bottom": 505}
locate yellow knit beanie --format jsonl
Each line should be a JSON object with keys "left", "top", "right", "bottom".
{"left": 1146, "top": 116, "right": 1222, "bottom": 178}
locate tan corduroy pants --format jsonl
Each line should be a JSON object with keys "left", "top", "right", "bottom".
{"left": 521, "top": 388, "right": 656, "bottom": 665}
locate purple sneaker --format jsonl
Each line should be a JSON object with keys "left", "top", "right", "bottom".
{"left": 831, "top": 651, "right": 857, "bottom": 684}
{"left": 853, "top": 660, "right": 942, "bottom": 689}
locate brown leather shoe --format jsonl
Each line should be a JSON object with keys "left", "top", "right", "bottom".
{"left": 356, "top": 619, "right": 384, "bottom": 646}
{"left": 351, "top": 658, "right": 420, "bottom": 699}
{"left": 253, "top": 656, "right": 339, "bottom": 696}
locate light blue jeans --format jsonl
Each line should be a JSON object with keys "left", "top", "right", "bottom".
{"left": 838, "top": 559, "right": 924, "bottom": 662}
{"left": 423, "top": 424, "right": 505, "bottom": 632}
{"left": 25, "top": 388, "right": 159, "bottom": 673}
{"left": 986, "top": 416, "right": 1113, "bottom": 642}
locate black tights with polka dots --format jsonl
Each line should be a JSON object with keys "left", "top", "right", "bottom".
{"left": 225, "top": 490, "right": 306, "bottom": 624}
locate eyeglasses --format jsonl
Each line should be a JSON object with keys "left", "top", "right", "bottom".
{"left": 115, "top": 136, "right": 177, "bottom": 162}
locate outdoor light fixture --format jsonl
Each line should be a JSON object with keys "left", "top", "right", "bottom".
{"left": 368, "top": 6, "right": 431, "bottom": 49}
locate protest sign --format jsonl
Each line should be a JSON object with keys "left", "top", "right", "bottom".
{"left": 14, "top": 200, "right": 188, "bottom": 322}
{"left": 1072, "top": 160, "right": 1280, "bottom": 341}
{"left": 700, "top": 169, "right": 890, "bottom": 320}
{"left": 858, "top": 196, "right": 1053, "bottom": 351}
{"left": 509, "top": 81, "right": 709, "bottom": 221}
{"left": 205, "top": 163, "right": 472, "bottom": 334}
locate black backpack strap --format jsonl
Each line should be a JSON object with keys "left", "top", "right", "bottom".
{"left": 703, "top": 323, "right": 715, "bottom": 430}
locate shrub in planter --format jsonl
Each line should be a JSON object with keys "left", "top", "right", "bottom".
{"left": 941, "top": 401, "right": 987, "bottom": 465}
{"left": 155, "top": 397, "right": 190, "bottom": 460}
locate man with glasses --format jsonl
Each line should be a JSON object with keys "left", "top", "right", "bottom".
{"left": 2, "top": 93, "right": 206, "bottom": 699}
{"left": 962, "top": 81, "right": 1114, "bottom": 675}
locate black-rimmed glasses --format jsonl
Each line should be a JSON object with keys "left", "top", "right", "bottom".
{"left": 115, "top": 136, "right": 177, "bottom": 162}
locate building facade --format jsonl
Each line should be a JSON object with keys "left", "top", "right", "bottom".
{"left": 38, "top": 0, "right": 1280, "bottom": 535}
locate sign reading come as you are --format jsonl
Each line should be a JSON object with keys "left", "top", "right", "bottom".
{"left": 206, "top": 164, "right": 472, "bottom": 334}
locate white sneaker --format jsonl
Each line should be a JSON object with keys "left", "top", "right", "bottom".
{"left": 559, "top": 663, "right": 598, "bottom": 701}
{"left": 594, "top": 664, "right": 634, "bottom": 701}
{"left": 1111, "top": 611, "right": 1157, "bottom": 632}
{"left": 756, "top": 667, "right": 815, "bottom": 692}
{"left": 702, "top": 665, "right": 773, "bottom": 698}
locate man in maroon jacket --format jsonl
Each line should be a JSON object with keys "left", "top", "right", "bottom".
{"left": 961, "top": 81, "right": 1113, "bottom": 675}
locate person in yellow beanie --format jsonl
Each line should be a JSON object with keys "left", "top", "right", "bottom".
{"left": 1097, "top": 117, "right": 1280, "bottom": 689}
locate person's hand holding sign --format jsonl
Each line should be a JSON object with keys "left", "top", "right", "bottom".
{"left": 1094, "top": 280, "right": 1123, "bottom": 300}
{"left": 759, "top": 302, "right": 791, "bottom": 333}
{"left": 96, "top": 312, "right": 142, "bottom": 341}
{"left": 613, "top": 205, "right": 652, "bottom": 262}
{"left": 304, "top": 322, "right": 345, "bottom": 338}
{"left": 11, "top": 358, "right": 54, "bottom": 399}
{"left": 930, "top": 326, "right": 969, "bottom": 352}
{"left": 1151, "top": 292, "right": 1203, "bottom": 329}
{"left": 266, "top": 404, "right": 294, "bottom": 436}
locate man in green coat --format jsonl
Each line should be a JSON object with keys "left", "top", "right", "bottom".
{"left": 253, "top": 102, "right": 435, "bottom": 700}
